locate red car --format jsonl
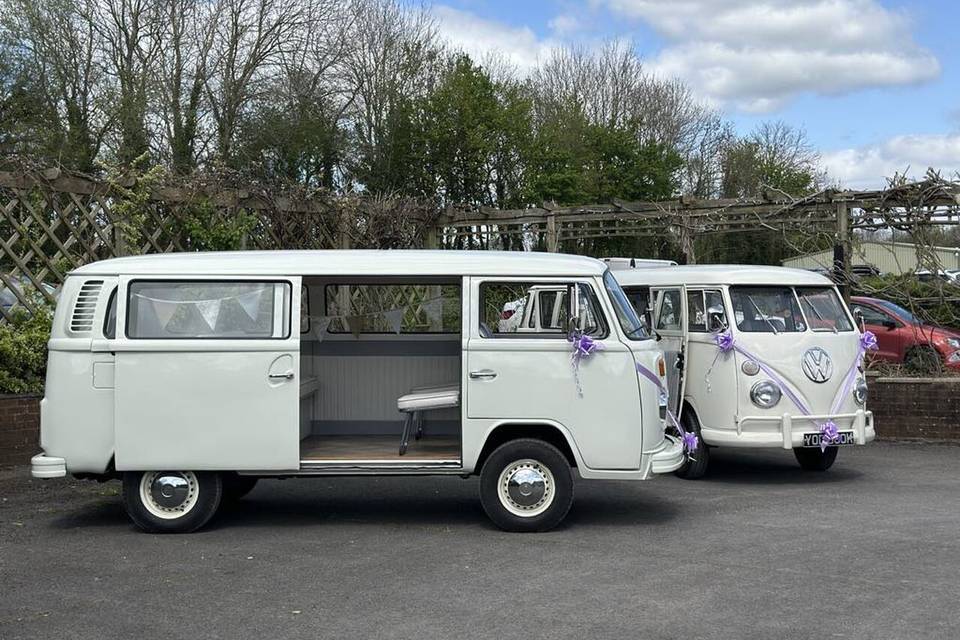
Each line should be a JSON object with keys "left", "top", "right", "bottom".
{"left": 850, "top": 296, "right": 960, "bottom": 370}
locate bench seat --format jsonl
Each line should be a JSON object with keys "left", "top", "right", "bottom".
{"left": 397, "top": 384, "right": 460, "bottom": 455}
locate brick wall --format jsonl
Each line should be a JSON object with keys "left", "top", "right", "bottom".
{"left": 0, "top": 394, "right": 41, "bottom": 466}
{"left": 869, "top": 377, "right": 960, "bottom": 440}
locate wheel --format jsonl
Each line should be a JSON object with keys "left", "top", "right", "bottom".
{"left": 121, "top": 471, "right": 222, "bottom": 533}
{"left": 793, "top": 446, "right": 839, "bottom": 471}
{"left": 479, "top": 438, "right": 574, "bottom": 532}
{"left": 674, "top": 410, "right": 710, "bottom": 480}
{"left": 222, "top": 474, "right": 259, "bottom": 502}
{"left": 904, "top": 345, "right": 942, "bottom": 375}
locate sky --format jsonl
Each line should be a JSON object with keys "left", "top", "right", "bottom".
{"left": 427, "top": 0, "right": 960, "bottom": 189}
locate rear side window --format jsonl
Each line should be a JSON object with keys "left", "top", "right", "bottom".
{"left": 127, "top": 281, "right": 290, "bottom": 339}
{"left": 479, "top": 282, "right": 605, "bottom": 338}
{"left": 103, "top": 288, "right": 117, "bottom": 339}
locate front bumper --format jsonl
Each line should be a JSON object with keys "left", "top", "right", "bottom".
{"left": 649, "top": 435, "right": 685, "bottom": 474}
{"left": 31, "top": 454, "right": 67, "bottom": 479}
{"left": 702, "top": 410, "right": 874, "bottom": 449}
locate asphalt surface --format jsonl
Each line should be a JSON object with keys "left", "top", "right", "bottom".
{"left": 1, "top": 441, "right": 959, "bottom": 640}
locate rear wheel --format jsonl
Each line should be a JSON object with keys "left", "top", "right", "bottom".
{"left": 122, "top": 470, "right": 222, "bottom": 533}
{"left": 794, "top": 446, "right": 838, "bottom": 471}
{"left": 674, "top": 409, "right": 709, "bottom": 480}
{"left": 479, "top": 439, "right": 573, "bottom": 532}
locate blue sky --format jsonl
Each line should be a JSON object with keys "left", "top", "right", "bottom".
{"left": 429, "top": 0, "right": 960, "bottom": 188}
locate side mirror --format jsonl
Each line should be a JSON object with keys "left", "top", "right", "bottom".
{"left": 883, "top": 319, "right": 897, "bottom": 330}
{"left": 707, "top": 308, "right": 727, "bottom": 333}
{"left": 853, "top": 308, "right": 865, "bottom": 331}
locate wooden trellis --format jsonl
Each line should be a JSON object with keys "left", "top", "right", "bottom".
{"left": 2, "top": 166, "right": 959, "bottom": 320}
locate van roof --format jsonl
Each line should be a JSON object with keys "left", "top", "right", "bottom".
{"left": 612, "top": 264, "right": 835, "bottom": 287}
{"left": 71, "top": 250, "right": 608, "bottom": 278}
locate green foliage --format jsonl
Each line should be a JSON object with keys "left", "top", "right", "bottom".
{"left": 177, "top": 199, "right": 256, "bottom": 252}
{"left": 0, "top": 306, "right": 51, "bottom": 394}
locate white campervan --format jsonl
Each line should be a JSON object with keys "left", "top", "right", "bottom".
{"left": 612, "top": 264, "right": 875, "bottom": 478}
{"left": 31, "top": 250, "right": 683, "bottom": 533}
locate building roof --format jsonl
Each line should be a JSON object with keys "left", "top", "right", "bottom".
{"left": 71, "top": 249, "right": 608, "bottom": 277}
{"left": 612, "top": 264, "right": 834, "bottom": 287}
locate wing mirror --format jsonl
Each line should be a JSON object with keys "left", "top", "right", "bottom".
{"left": 883, "top": 319, "right": 897, "bottom": 330}
{"left": 707, "top": 307, "right": 728, "bottom": 333}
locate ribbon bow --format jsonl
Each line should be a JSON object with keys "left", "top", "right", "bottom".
{"left": 568, "top": 330, "right": 604, "bottom": 397}
{"left": 860, "top": 330, "right": 878, "bottom": 352}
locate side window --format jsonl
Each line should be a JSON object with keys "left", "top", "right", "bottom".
{"left": 300, "top": 285, "right": 310, "bottom": 334}
{"left": 655, "top": 289, "right": 683, "bottom": 331}
{"left": 704, "top": 290, "right": 727, "bottom": 332}
{"left": 127, "top": 281, "right": 291, "bottom": 339}
{"left": 479, "top": 282, "right": 604, "bottom": 337}
{"left": 103, "top": 287, "right": 117, "bottom": 339}
{"left": 687, "top": 291, "right": 706, "bottom": 332}
{"left": 853, "top": 304, "right": 891, "bottom": 326}
{"left": 323, "top": 283, "right": 460, "bottom": 334}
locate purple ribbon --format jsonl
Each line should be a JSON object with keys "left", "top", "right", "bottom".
{"left": 711, "top": 329, "right": 880, "bottom": 449}
{"left": 568, "top": 330, "right": 604, "bottom": 397}
{"left": 636, "top": 363, "right": 699, "bottom": 455}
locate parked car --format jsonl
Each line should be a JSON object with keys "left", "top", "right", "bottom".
{"left": 914, "top": 269, "right": 960, "bottom": 284}
{"left": 0, "top": 275, "right": 60, "bottom": 311}
{"left": 850, "top": 296, "right": 960, "bottom": 370}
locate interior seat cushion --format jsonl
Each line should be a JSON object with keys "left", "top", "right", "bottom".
{"left": 398, "top": 385, "right": 460, "bottom": 412}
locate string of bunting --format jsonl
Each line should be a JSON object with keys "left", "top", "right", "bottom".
{"left": 308, "top": 295, "right": 447, "bottom": 339}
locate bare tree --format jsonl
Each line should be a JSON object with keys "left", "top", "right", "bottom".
{"left": 205, "top": 0, "right": 307, "bottom": 164}
{"left": 155, "top": 0, "right": 216, "bottom": 172}
{"left": 3, "top": 0, "right": 110, "bottom": 170}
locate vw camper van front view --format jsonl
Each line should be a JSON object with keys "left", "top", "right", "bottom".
{"left": 31, "top": 250, "right": 684, "bottom": 533}
{"left": 612, "top": 264, "right": 875, "bottom": 478}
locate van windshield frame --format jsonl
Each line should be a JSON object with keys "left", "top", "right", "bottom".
{"left": 730, "top": 285, "right": 854, "bottom": 334}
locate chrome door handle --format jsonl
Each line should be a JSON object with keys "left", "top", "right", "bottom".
{"left": 470, "top": 369, "right": 497, "bottom": 380}
{"left": 269, "top": 371, "right": 295, "bottom": 380}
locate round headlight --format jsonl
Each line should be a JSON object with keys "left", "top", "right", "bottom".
{"left": 853, "top": 378, "right": 868, "bottom": 405}
{"left": 750, "top": 380, "right": 781, "bottom": 408}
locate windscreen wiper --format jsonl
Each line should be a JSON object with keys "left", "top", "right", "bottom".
{"left": 746, "top": 295, "right": 780, "bottom": 334}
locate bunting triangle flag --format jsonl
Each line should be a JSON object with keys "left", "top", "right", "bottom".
{"left": 423, "top": 298, "right": 443, "bottom": 329}
{"left": 384, "top": 308, "right": 404, "bottom": 334}
{"left": 346, "top": 315, "right": 363, "bottom": 339}
{"left": 146, "top": 296, "right": 180, "bottom": 328}
{"left": 236, "top": 289, "right": 264, "bottom": 322}
{"left": 195, "top": 299, "right": 222, "bottom": 331}
{"left": 312, "top": 316, "right": 332, "bottom": 341}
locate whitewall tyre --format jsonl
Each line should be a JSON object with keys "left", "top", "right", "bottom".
{"left": 122, "top": 471, "right": 222, "bottom": 533}
{"left": 794, "top": 446, "right": 839, "bottom": 471}
{"left": 480, "top": 439, "right": 573, "bottom": 532}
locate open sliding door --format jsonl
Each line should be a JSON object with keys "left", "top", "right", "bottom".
{"left": 113, "top": 276, "right": 301, "bottom": 472}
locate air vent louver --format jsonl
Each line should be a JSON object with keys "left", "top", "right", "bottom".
{"left": 69, "top": 280, "right": 104, "bottom": 333}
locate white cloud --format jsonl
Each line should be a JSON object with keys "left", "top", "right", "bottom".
{"left": 822, "top": 133, "right": 960, "bottom": 189}
{"left": 548, "top": 14, "right": 580, "bottom": 36}
{"left": 431, "top": 5, "right": 559, "bottom": 72}
{"left": 601, "top": 0, "right": 940, "bottom": 112}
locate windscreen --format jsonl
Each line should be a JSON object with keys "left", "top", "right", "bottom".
{"left": 795, "top": 287, "right": 853, "bottom": 332}
{"left": 730, "top": 286, "right": 805, "bottom": 333}
{"left": 603, "top": 270, "right": 648, "bottom": 340}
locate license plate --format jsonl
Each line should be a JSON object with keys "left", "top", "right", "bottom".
{"left": 802, "top": 431, "right": 855, "bottom": 448}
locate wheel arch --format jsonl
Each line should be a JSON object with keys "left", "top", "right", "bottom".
{"left": 475, "top": 422, "right": 580, "bottom": 473}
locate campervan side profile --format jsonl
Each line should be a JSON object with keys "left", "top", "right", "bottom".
{"left": 612, "top": 264, "right": 875, "bottom": 478}
{"left": 32, "top": 250, "right": 683, "bottom": 533}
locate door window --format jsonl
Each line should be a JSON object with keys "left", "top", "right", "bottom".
{"left": 480, "top": 282, "right": 605, "bottom": 337}
{"left": 127, "top": 281, "right": 291, "bottom": 339}
{"left": 687, "top": 289, "right": 727, "bottom": 333}
{"left": 852, "top": 303, "right": 893, "bottom": 326}
{"left": 655, "top": 289, "right": 683, "bottom": 331}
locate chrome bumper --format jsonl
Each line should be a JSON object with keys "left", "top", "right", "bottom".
{"left": 702, "top": 410, "right": 875, "bottom": 449}
{"left": 31, "top": 454, "right": 67, "bottom": 478}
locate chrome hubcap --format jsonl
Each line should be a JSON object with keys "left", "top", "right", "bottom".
{"left": 150, "top": 474, "right": 190, "bottom": 509}
{"left": 497, "top": 459, "right": 555, "bottom": 518}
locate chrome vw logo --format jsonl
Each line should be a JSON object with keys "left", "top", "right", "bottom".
{"left": 802, "top": 347, "right": 833, "bottom": 383}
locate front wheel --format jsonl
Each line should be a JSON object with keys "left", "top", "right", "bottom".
{"left": 121, "top": 470, "right": 222, "bottom": 533}
{"left": 479, "top": 439, "right": 574, "bottom": 532}
{"left": 794, "top": 446, "right": 838, "bottom": 471}
{"left": 674, "top": 410, "right": 709, "bottom": 480}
